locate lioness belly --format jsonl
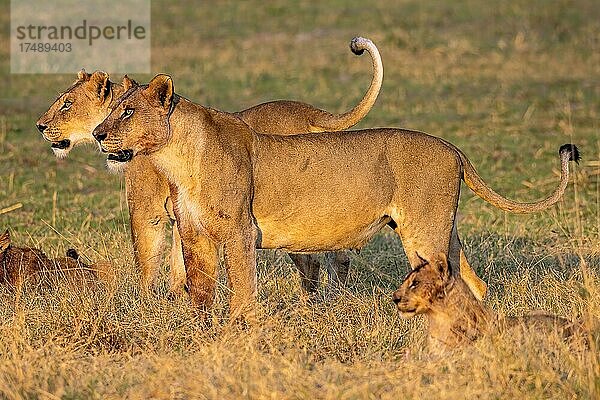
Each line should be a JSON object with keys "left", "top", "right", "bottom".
{"left": 256, "top": 212, "right": 392, "bottom": 251}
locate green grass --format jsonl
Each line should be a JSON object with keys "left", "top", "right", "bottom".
{"left": 1, "top": 0, "right": 599, "bottom": 398}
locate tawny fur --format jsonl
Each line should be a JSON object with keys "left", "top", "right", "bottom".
{"left": 35, "top": 37, "right": 383, "bottom": 296}
{"left": 392, "top": 254, "right": 585, "bottom": 352}
{"left": 0, "top": 230, "right": 112, "bottom": 290}
{"left": 91, "top": 74, "right": 577, "bottom": 317}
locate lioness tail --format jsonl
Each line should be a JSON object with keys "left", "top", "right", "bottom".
{"left": 316, "top": 37, "right": 383, "bottom": 131}
{"left": 460, "top": 144, "right": 579, "bottom": 213}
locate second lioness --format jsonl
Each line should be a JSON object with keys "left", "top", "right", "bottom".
{"left": 36, "top": 37, "right": 383, "bottom": 295}
{"left": 92, "top": 74, "right": 577, "bottom": 318}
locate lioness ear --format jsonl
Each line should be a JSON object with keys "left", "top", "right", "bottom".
{"left": 88, "top": 71, "right": 112, "bottom": 103}
{"left": 122, "top": 75, "right": 138, "bottom": 91}
{"left": 77, "top": 68, "right": 90, "bottom": 82}
{"left": 145, "top": 74, "right": 174, "bottom": 110}
{"left": 0, "top": 230, "right": 11, "bottom": 252}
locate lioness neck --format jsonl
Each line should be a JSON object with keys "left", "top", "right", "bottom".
{"left": 148, "top": 99, "right": 204, "bottom": 187}
{"left": 148, "top": 97, "right": 254, "bottom": 191}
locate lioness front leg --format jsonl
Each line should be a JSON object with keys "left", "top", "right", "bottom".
{"left": 125, "top": 157, "right": 172, "bottom": 293}
{"left": 223, "top": 229, "right": 258, "bottom": 322}
{"left": 178, "top": 223, "right": 219, "bottom": 314}
{"left": 168, "top": 220, "right": 187, "bottom": 296}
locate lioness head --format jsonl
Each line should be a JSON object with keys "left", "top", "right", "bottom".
{"left": 392, "top": 253, "right": 453, "bottom": 318}
{"left": 36, "top": 70, "right": 135, "bottom": 158}
{"left": 93, "top": 74, "right": 175, "bottom": 173}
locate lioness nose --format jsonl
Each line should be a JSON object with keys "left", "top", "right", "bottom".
{"left": 36, "top": 123, "right": 47, "bottom": 133}
{"left": 392, "top": 291, "right": 402, "bottom": 304}
{"left": 93, "top": 131, "right": 107, "bottom": 142}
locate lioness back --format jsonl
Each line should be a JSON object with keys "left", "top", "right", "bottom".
{"left": 235, "top": 101, "right": 334, "bottom": 134}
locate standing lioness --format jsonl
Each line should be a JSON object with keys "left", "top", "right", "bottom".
{"left": 92, "top": 74, "right": 578, "bottom": 318}
{"left": 36, "top": 37, "right": 383, "bottom": 295}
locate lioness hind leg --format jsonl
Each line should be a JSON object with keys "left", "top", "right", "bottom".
{"left": 459, "top": 251, "right": 487, "bottom": 300}
{"left": 289, "top": 253, "right": 320, "bottom": 294}
{"left": 389, "top": 197, "right": 456, "bottom": 274}
{"left": 392, "top": 221, "right": 452, "bottom": 273}
{"left": 449, "top": 223, "right": 487, "bottom": 300}
{"left": 325, "top": 251, "right": 350, "bottom": 290}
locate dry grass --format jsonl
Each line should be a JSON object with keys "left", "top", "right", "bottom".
{"left": 0, "top": 252, "right": 598, "bottom": 398}
{"left": 1, "top": 0, "right": 599, "bottom": 398}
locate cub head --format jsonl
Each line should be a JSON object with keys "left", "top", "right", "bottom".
{"left": 0, "top": 230, "right": 11, "bottom": 253}
{"left": 392, "top": 253, "right": 453, "bottom": 318}
{"left": 35, "top": 70, "right": 135, "bottom": 158}
{"left": 93, "top": 74, "right": 175, "bottom": 173}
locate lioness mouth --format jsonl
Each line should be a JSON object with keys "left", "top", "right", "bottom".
{"left": 51, "top": 139, "right": 71, "bottom": 149}
{"left": 107, "top": 150, "right": 133, "bottom": 162}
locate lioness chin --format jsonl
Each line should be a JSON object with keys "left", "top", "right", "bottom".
{"left": 36, "top": 37, "right": 383, "bottom": 296}
{"left": 92, "top": 74, "right": 578, "bottom": 318}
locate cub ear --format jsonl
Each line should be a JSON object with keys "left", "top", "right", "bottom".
{"left": 122, "top": 75, "right": 138, "bottom": 91}
{"left": 144, "top": 74, "right": 174, "bottom": 110}
{"left": 432, "top": 253, "right": 454, "bottom": 299}
{"left": 415, "top": 252, "right": 429, "bottom": 268}
{"left": 76, "top": 68, "right": 91, "bottom": 82}
{"left": 0, "top": 230, "right": 11, "bottom": 252}
{"left": 433, "top": 252, "right": 451, "bottom": 281}
{"left": 87, "top": 70, "right": 112, "bottom": 103}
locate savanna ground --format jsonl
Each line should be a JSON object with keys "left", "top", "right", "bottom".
{"left": 1, "top": 0, "right": 599, "bottom": 398}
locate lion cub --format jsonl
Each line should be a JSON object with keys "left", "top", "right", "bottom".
{"left": 392, "top": 253, "right": 584, "bottom": 352}
{"left": 0, "top": 230, "right": 111, "bottom": 289}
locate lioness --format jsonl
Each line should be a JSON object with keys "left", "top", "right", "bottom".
{"left": 36, "top": 37, "right": 383, "bottom": 295}
{"left": 92, "top": 73, "right": 578, "bottom": 318}
{"left": 0, "top": 230, "right": 111, "bottom": 289}
{"left": 392, "top": 253, "right": 585, "bottom": 352}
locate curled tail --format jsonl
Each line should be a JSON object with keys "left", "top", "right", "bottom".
{"left": 315, "top": 37, "right": 383, "bottom": 131}
{"left": 460, "top": 144, "right": 580, "bottom": 213}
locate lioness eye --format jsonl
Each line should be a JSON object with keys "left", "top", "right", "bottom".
{"left": 60, "top": 101, "right": 72, "bottom": 111}
{"left": 121, "top": 108, "right": 134, "bottom": 119}
{"left": 409, "top": 280, "right": 419, "bottom": 289}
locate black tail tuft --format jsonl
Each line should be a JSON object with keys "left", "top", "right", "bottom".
{"left": 559, "top": 144, "right": 581, "bottom": 164}
{"left": 350, "top": 37, "right": 366, "bottom": 56}
{"left": 66, "top": 249, "right": 79, "bottom": 260}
